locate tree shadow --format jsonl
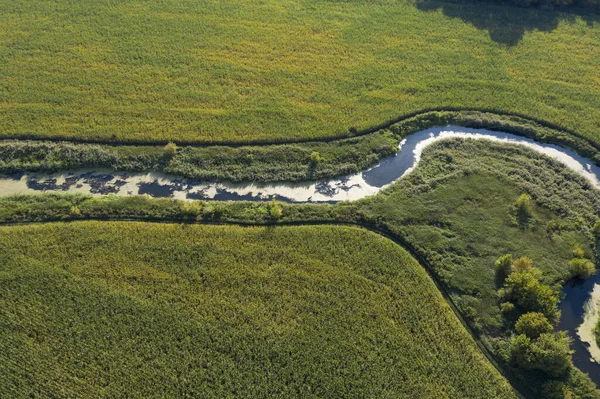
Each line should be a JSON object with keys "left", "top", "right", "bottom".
{"left": 416, "top": 0, "right": 599, "bottom": 46}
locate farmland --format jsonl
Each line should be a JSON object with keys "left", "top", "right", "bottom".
{"left": 1, "top": 0, "right": 599, "bottom": 144}
{"left": 2, "top": 0, "right": 600, "bottom": 397}
{"left": 0, "top": 222, "right": 518, "bottom": 398}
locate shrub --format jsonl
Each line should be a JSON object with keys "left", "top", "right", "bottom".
{"left": 69, "top": 206, "right": 81, "bottom": 216}
{"left": 310, "top": 151, "right": 322, "bottom": 166}
{"left": 181, "top": 201, "right": 203, "bottom": 218}
{"left": 502, "top": 268, "right": 559, "bottom": 322}
{"left": 515, "top": 193, "right": 533, "bottom": 227}
{"left": 500, "top": 302, "right": 516, "bottom": 318}
{"left": 512, "top": 257, "right": 535, "bottom": 274}
{"left": 164, "top": 142, "right": 178, "bottom": 156}
{"left": 572, "top": 245, "right": 585, "bottom": 259}
{"left": 268, "top": 200, "right": 283, "bottom": 220}
{"left": 201, "top": 203, "right": 228, "bottom": 220}
{"left": 515, "top": 312, "right": 553, "bottom": 339}
{"left": 540, "top": 381, "right": 574, "bottom": 399}
{"left": 593, "top": 221, "right": 600, "bottom": 238}
{"left": 495, "top": 254, "right": 513, "bottom": 282}
{"left": 509, "top": 332, "right": 573, "bottom": 377}
{"left": 569, "top": 258, "right": 595, "bottom": 280}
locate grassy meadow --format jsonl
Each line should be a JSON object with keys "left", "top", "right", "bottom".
{"left": 0, "top": 222, "right": 518, "bottom": 398}
{"left": 1, "top": 0, "right": 599, "bottom": 144}
{"left": 358, "top": 140, "right": 599, "bottom": 326}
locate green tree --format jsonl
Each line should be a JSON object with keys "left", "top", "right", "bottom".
{"left": 502, "top": 269, "right": 559, "bottom": 322}
{"left": 509, "top": 332, "right": 573, "bottom": 377}
{"left": 515, "top": 312, "right": 553, "bottom": 339}
{"left": 569, "top": 258, "right": 595, "bottom": 280}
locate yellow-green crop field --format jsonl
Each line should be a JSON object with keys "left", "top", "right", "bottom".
{"left": 1, "top": 0, "right": 599, "bottom": 143}
{"left": 0, "top": 222, "right": 517, "bottom": 398}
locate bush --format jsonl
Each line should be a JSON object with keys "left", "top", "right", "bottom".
{"left": 181, "top": 201, "right": 203, "bottom": 218}
{"left": 509, "top": 332, "right": 573, "bottom": 377}
{"left": 310, "top": 151, "right": 322, "bottom": 166}
{"left": 593, "top": 221, "right": 600, "bottom": 238}
{"left": 500, "top": 302, "right": 516, "bottom": 320}
{"left": 515, "top": 312, "right": 553, "bottom": 339}
{"left": 502, "top": 268, "right": 559, "bottom": 322}
{"left": 540, "top": 381, "right": 574, "bottom": 399}
{"left": 515, "top": 193, "right": 533, "bottom": 227}
{"left": 164, "top": 142, "right": 178, "bottom": 156}
{"left": 572, "top": 245, "right": 586, "bottom": 259}
{"left": 268, "top": 200, "right": 283, "bottom": 220}
{"left": 569, "top": 258, "right": 595, "bottom": 280}
{"left": 512, "top": 257, "right": 535, "bottom": 274}
{"left": 495, "top": 254, "right": 513, "bottom": 282}
{"left": 201, "top": 203, "right": 228, "bottom": 220}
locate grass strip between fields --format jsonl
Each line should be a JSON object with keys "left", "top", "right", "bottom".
{"left": 1, "top": 110, "right": 599, "bottom": 183}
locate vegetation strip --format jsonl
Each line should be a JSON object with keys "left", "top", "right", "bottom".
{"left": 1, "top": 139, "right": 599, "bottom": 397}
{"left": 1, "top": 111, "right": 599, "bottom": 183}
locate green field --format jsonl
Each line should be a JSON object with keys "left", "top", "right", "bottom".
{"left": 1, "top": 0, "right": 599, "bottom": 144}
{"left": 0, "top": 222, "right": 518, "bottom": 398}
{"left": 2, "top": 0, "right": 600, "bottom": 394}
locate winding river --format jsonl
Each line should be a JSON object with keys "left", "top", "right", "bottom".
{"left": 0, "top": 126, "right": 599, "bottom": 202}
{"left": 1, "top": 125, "right": 600, "bottom": 382}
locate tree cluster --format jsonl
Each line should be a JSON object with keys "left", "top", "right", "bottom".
{"left": 496, "top": 256, "right": 574, "bottom": 379}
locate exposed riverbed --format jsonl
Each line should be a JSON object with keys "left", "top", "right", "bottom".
{"left": 577, "top": 284, "right": 600, "bottom": 364}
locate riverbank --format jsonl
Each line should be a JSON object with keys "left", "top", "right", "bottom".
{"left": 1, "top": 135, "right": 599, "bottom": 397}
{"left": 2, "top": 125, "right": 598, "bottom": 203}
{"left": 1, "top": 111, "right": 599, "bottom": 184}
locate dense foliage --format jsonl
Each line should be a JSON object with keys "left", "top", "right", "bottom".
{"left": 501, "top": 267, "right": 559, "bottom": 322}
{"left": 0, "top": 129, "right": 398, "bottom": 183}
{"left": 508, "top": 332, "right": 573, "bottom": 377}
{"left": 1, "top": 0, "right": 599, "bottom": 144}
{"left": 515, "top": 312, "right": 554, "bottom": 339}
{"left": 0, "top": 223, "right": 518, "bottom": 398}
